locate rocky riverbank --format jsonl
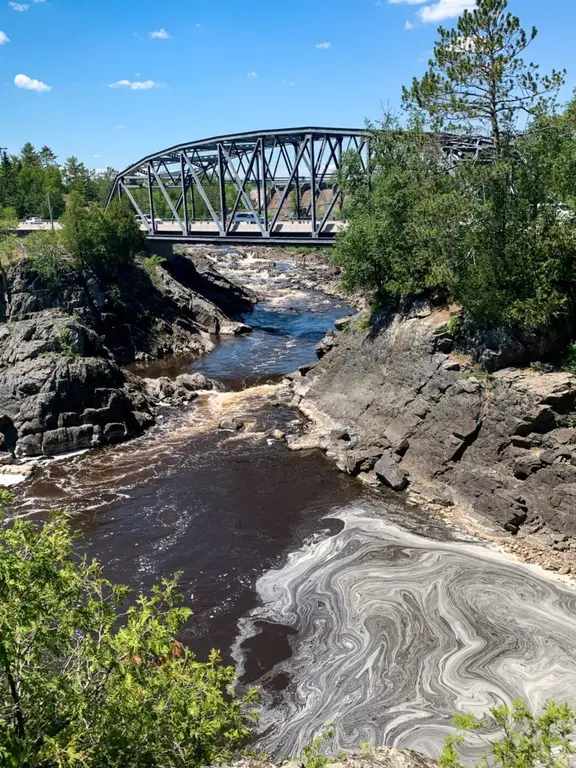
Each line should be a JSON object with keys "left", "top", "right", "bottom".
{"left": 178, "top": 244, "right": 366, "bottom": 309}
{"left": 287, "top": 302, "right": 576, "bottom": 575}
{"left": 0, "top": 252, "right": 253, "bottom": 463}
{"left": 226, "top": 748, "right": 436, "bottom": 768}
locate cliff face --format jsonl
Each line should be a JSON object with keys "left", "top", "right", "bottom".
{"left": 0, "top": 253, "right": 253, "bottom": 461}
{"left": 289, "top": 306, "right": 576, "bottom": 570}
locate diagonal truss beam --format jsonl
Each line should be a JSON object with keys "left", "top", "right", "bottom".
{"left": 182, "top": 150, "right": 223, "bottom": 233}
{"left": 150, "top": 163, "right": 185, "bottom": 234}
{"left": 220, "top": 144, "right": 265, "bottom": 236}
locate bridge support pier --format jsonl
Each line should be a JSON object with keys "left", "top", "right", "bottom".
{"left": 146, "top": 240, "right": 174, "bottom": 261}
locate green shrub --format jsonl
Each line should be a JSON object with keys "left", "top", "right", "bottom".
{"left": 60, "top": 193, "right": 145, "bottom": 276}
{"left": 301, "top": 728, "right": 335, "bottom": 768}
{"left": 446, "top": 316, "right": 462, "bottom": 338}
{"left": 144, "top": 253, "right": 167, "bottom": 277}
{"left": 440, "top": 700, "right": 576, "bottom": 768}
{"left": 0, "top": 493, "right": 257, "bottom": 767}
{"left": 0, "top": 235, "right": 24, "bottom": 273}
{"left": 57, "top": 327, "right": 76, "bottom": 358}
{"left": 564, "top": 343, "right": 576, "bottom": 374}
{"left": 24, "top": 230, "right": 70, "bottom": 288}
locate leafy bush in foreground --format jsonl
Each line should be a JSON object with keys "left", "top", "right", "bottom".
{"left": 0, "top": 491, "right": 257, "bottom": 767}
{"left": 440, "top": 700, "right": 576, "bottom": 768}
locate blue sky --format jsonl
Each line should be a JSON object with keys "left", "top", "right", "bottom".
{"left": 1, "top": 0, "right": 574, "bottom": 171}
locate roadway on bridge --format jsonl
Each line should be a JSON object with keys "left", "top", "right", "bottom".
{"left": 12, "top": 220, "right": 346, "bottom": 246}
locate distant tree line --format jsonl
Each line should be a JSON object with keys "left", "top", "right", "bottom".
{"left": 0, "top": 143, "right": 117, "bottom": 222}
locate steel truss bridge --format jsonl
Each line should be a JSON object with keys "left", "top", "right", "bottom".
{"left": 106, "top": 127, "right": 493, "bottom": 247}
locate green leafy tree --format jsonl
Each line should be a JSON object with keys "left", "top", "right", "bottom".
{"left": 334, "top": 115, "right": 463, "bottom": 300}
{"left": 105, "top": 197, "right": 146, "bottom": 263}
{"left": 447, "top": 120, "right": 576, "bottom": 329}
{"left": 440, "top": 700, "right": 576, "bottom": 768}
{"left": 0, "top": 155, "right": 20, "bottom": 215}
{"left": 42, "top": 165, "right": 66, "bottom": 221}
{"left": 61, "top": 193, "right": 144, "bottom": 274}
{"left": 0, "top": 491, "right": 257, "bottom": 767}
{"left": 402, "top": 0, "right": 565, "bottom": 155}
{"left": 92, "top": 167, "right": 119, "bottom": 206}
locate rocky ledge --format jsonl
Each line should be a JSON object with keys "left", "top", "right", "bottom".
{"left": 287, "top": 305, "right": 576, "bottom": 573}
{"left": 0, "top": 253, "right": 252, "bottom": 462}
{"left": 226, "top": 748, "right": 436, "bottom": 768}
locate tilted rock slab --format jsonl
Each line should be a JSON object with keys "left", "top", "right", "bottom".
{"left": 290, "top": 307, "right": 576, "bottom": 546}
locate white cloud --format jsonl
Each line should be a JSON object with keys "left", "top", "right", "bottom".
{"left": 404, "top": 20, "right": 414, "bottom": 29}
{"left": 418, "top": 0, "right": 476, "bottom": 22}
{"left": 0, "top": 30, "right": 9, "bottom": 44}
{"left": 93, "top": 154, "right": 101, "bottom": 158}
{"left": 282, "top": 80, "right": 296, "bottom": 86}
{"left": 388, "top": 0, "right": 427, "bottom": 4}
{"left": 150, "top": 28, "right": 171, "bottom": 39}
{"left": 315, "top": 41, "right": 332, "bottom": 49}
{"left": 14, "top": 73, "right": 51, "bottom": 91}
{"left": 247, "top": 71, "right": 258, "bottom": 78}
{"left": 448, "top": 34, "right": 476, "bottom": 52}
{"left": 194, "top": 23, "right": 201, "bottom": 27}
{"left": 109, "top": 79, "right": 164, "bottom": 90}
{"left": 9, "top": 2, "right": 29, "bottom": 10}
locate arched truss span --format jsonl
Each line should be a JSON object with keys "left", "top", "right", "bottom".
{"left": 107, "top": 128, "right": 494, "bottom": 246}
{"left": 107, "top": 127, "right": 368, "bottom": 245}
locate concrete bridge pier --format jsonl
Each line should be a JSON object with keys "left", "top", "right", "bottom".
{"left": 146, "top": 240, "right": 174, "bottom": 261}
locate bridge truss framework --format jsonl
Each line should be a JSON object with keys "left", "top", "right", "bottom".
{"left": 107, "top": 128, "right": 495, "bottom": 246}
{"left": 107, "top": 128, "right": 368, "bottom": 245}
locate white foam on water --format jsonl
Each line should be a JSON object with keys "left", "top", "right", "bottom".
{"left": 234, "top": 505, "right": 576, "bottom": 762}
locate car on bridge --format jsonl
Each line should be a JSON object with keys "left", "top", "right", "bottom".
{"left": 232, "top": 212, "right": 264, "bottom": 224}
{"left": 138, "top": 214, "right": 164, "bottom": 226}
{"left": 23, "top": 216, "right": 43, "bottom": 226}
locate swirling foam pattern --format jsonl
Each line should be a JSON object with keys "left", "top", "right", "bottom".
{"left": 235, "top": 507, "right": 576, "bottom": 761}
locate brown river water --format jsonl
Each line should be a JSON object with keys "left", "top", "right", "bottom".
{"left": 12, "top": 255, "right": 576, "bottom": 762}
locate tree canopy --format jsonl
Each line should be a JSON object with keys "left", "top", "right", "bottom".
{"left": 335, "top": 0, "right": 576, "bottom": 336}
{"left": 0, "top": 144, "right": 117, "bottom": 221}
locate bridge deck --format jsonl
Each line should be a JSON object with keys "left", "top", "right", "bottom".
{"left": 145, "top": 220, "right": 344, "bottom": 246}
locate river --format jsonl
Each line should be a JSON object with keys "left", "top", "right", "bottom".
{"left": 12, "top": 252, "right": 576, "bottom": 763}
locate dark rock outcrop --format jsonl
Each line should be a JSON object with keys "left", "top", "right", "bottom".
{"left": 290, "top": 307, "right": 576, "bottom": 550}
{"left": 0, "top": 253, "right": 253, "bottom": 460}
{"left": 0, "top": 309, "right": 155, "bottom": 458}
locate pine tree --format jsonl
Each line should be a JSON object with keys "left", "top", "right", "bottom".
{"left": 20, "top": 142, "right": 39, "bottom": 167}
{"left": 61, "top": 156, "right": 93, "bottom": 200}
{"left": 39, "top": 146, "right": 58, "bottom": 168}
{"left": 402, "top": 0, "right": 565, "bottom": 155}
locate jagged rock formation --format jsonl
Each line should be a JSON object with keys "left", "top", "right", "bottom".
{"left": 289, "top": 305, "right": 576, "bottom": 566}
{"left": 0, "top": 254, "right": 253, "bottom": 459}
